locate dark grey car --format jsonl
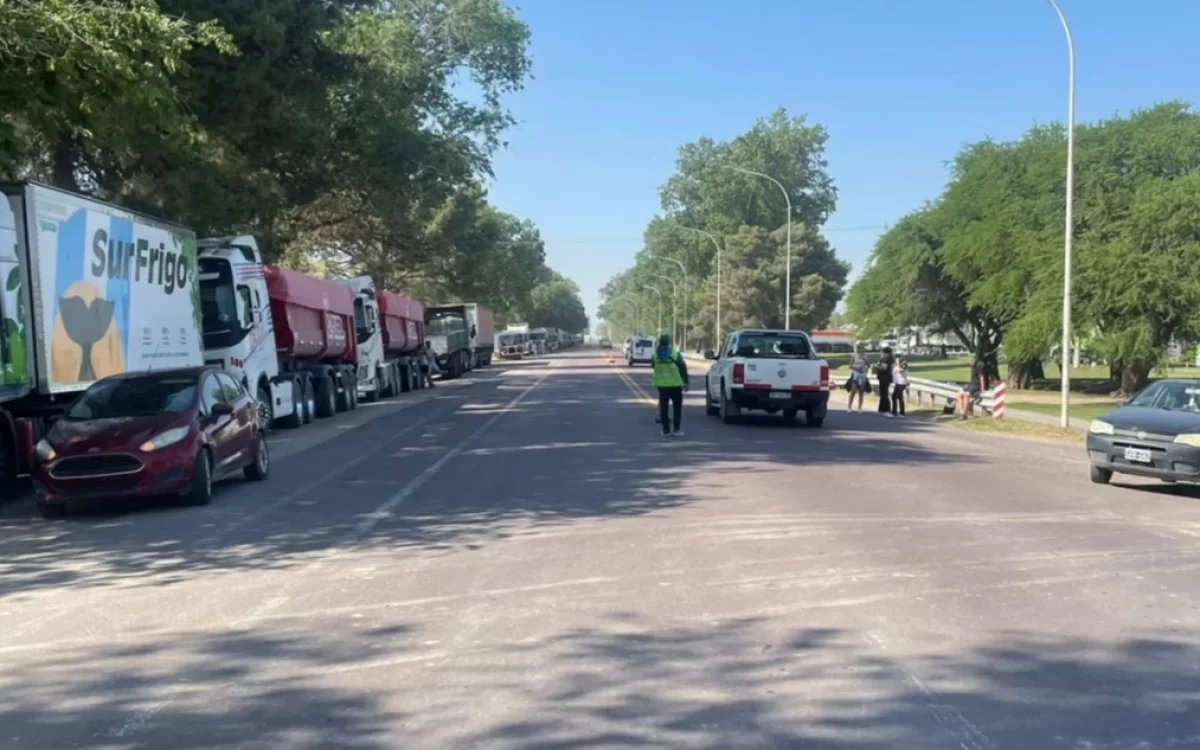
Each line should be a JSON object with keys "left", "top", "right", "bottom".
{"left": 1087, "top": 379, "right": 1200, "bottom": 485}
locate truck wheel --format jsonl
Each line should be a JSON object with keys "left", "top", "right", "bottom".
{"left": 0, "top": 424, "right": 15, "bottom": 489}
{"left": 302, "top": 378, "right": 316, "bottom": 424}
{"left": 182, "top": 450, "right": 213, "bottom": 506}
{"left": 400, "top": 363, "right": 413, "bottom": 393}
{"left": 335, "top": 376, "right": 351, "bottom": 412}
{"left": 278, "top": 380, "right": 303, "bottom": 429}
{"left": 315, "top": 376, "right": 336, "bottom": 418}
{"left": 805, "top": 408, "right": 825, "bottom": 428}
{"left": 348, "top": 381, "right": 358, "bottom": 409}
{"left": 37, "top": 501, "right": 67, "bottom": 519}
{"left": 256, "top": 385, "right": 274, "bottom": 433}
{"left": 783, "top": 408, "right": 799, "bottom": 422}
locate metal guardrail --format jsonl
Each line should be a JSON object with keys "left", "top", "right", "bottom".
{"left": 684, "top": 353, "right": 1013, "bottom": 419}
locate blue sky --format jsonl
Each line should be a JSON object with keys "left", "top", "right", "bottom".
{"left": 485, "top": 0, "right": 1199, "bottom": 323}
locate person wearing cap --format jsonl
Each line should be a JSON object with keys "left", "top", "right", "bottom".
{"left": 651, "top": 333, "right": 689, "bottom": 437}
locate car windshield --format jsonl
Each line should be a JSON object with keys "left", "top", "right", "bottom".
{"left": 1127, "top": 381, "right": 1200, "bottom": 412}
{"left": 66, "top": 375, "right": 198, "bottom": 420}
{"left": 733, "top": 333, "right": 815, "bottom": 359}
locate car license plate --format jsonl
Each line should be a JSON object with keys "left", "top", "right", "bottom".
{"left": 770, "top": 391, "right": 791, "bottom": 400}
{"left": 1124, "top": 447, "right": 1152, "bottom": 464}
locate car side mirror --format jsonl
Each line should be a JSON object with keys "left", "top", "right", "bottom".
{"left": 704, "top": 349, "right": 716, "bottom": 360}
{"left": 211, "top": 402, "right": 235, "bottom": 417}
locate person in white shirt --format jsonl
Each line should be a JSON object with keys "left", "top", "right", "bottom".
{"left": 891, "top": 357, "right": 910, "bottom": 416}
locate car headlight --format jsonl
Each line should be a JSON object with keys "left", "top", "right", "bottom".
{"left": 1174, "top": 434, "right": 1200, "bottom": 447}
{"left": 1089, "top": 420, "right": 1115, "bottom": 435}
{"left": 35, "top": 439, "right": 56, "bottom": 462}
{"left": 139, "top": 426, "right": 190, "bottom": 452}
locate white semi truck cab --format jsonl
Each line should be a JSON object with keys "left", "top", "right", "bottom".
{"left": 333, "top": 276, "right": 423, "bottom": 401}
{"left": 195, "top": 235, "right": 299, "bottom": 429}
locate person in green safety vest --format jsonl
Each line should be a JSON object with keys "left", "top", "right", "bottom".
{"left": 651, "top": 333, "right": 689, "bottom": 437}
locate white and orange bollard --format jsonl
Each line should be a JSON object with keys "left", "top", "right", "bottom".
{"left": 992, "top": 381, "right": 1007, "bottom": 419}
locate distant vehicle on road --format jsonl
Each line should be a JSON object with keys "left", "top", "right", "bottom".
{"left": 598, "top": 338, "right": 612, "bottom": 350}
{"left": 31, "top": 367, "right": 269, "bottom": 517}
{"left": 703, "top": 329, "right": 830, "bottom": 427}
{"left": 627, "top": 336, "right": 655, "bottom": 367}
{"left": 497, "top": 331, "right": 529, "bottom": 359}
{"left": 1088, "top": 379, "right": 1200, "bottom": 486}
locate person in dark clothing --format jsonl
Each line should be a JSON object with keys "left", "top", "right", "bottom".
{"left": 875, "top": 346, "right": 895, "bottom": 416}
{"left": 956, "top": 356, "right": 986, "bottom": 419}
{"left": 651, "top": 333, "right": 689, "bottom": 437}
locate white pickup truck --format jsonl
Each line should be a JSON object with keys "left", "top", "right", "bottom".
{"left": 703, "top": 328, "right": 830, "bottom": 427}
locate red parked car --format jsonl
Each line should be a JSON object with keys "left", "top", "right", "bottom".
{"left": 31, "top": 367, "right": 270, "bottom": 518}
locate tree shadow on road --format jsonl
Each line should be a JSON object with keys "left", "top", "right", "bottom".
{"left": 0, "top": 364, "right": 978, "bottom": 599}
{"left": 0, "top": 623, "right": 413, "bottom": 750}
{"left": 443, "top": 614, "right": 1200, "bottom": 749}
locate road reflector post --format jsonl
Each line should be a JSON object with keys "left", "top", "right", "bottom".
{"left": 992, "top": 382, "right": 1007, "bottom": 420}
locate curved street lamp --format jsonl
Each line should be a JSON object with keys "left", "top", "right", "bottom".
{"left": 643, "top": 284, "right": 664, "bottom": 335}
{"left": 679, "top": 226, "right": 722, "bottom": 347}
{"left": 1047, "top": 0, "right": 1076, "bottom": 429}
{"left": 651, "top": 255, "right": 688, "bottom": 350}
{"left": 722, "top": 164, "right": 792, "bottom": 330}
{"left": 648, "top": 273, "right": 679, "bottom": 345}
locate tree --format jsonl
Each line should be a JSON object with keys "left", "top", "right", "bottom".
{"left": 601, "top": 108, "right": 849, "bottom": 345}
{"left": 526, "top": 271, "right": 588, "bottom": 333}
{"left": 845, "top": 101, "right": 1200, "bottom": 392}
{"left": 0, "top": 0, "right": 234, "bottom": 185}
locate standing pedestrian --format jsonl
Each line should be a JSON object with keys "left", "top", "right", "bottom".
{"left": 892, "top": 357, "right": 909, "bottom": 417}
{"left": 847, "top": 347, "right": 869, "bottom": 413}
{"left": 651, "top": 333, "right": 689, "bottom": 437}
{"left": 875, "top": 346, "right": 895, "bottom": 417}
{"left": 422, "top": 342, "right": 440, "bottom": 388}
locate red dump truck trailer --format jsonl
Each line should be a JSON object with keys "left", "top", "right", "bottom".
{"left": 263, "top": 265, "right": 360, "bottom": 422}
{"left": 378, "top": 290, "right": 425, "bottom": 355}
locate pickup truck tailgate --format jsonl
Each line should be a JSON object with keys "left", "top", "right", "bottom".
{"left": 742, "top": 358, "right": 824, "bottom": 392}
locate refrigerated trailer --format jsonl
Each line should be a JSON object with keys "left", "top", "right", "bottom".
{"left": 0, "top": 182, "right": 204, "bottom": 481}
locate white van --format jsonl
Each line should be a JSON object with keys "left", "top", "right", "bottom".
{"left": 627, "top": 336, "right": 656, "bottom": 367}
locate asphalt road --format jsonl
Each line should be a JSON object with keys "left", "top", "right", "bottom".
{"left": 3, "top": 349, "right": 1200, "bottom": 749}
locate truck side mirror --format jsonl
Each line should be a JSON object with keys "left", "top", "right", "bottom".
{"left": 704, "top": 349, "right": 716, "bottom": 360}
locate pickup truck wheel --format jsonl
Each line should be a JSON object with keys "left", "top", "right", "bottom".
{"left": 1090, "top": 465, "right": 1113, "bottom": 485}
{"left": 805, "top": 409, "right": 825, "bottom": 428}
{"left": 315, "top": 376, "right": 336, "bottom": 418}
{"left": 182, "top": 450, "right": 213, "bottom": 506}
{"left": 719, "top": 384, "right": 739, "bottom": 424}
{"left": 705, "top": 379, "right": 719, "bottom": 416}
{"left": 783, "top": 408, "right": 799, "bottom": 422}
{"left": 256, "top": 386, "right": 274, "bottom": 433}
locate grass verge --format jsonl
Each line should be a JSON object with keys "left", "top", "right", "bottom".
{"left": 941, "top": 415, "right": 1086, "bottom": 446}
{"left": 1008, "top": 400, "right": 1116, "bottom": 421}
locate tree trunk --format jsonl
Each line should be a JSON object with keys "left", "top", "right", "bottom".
{"left": 1109, "top": 358, "right": 1123, "bottom": 383}
{"left": 53, "top": 132, "right": 78, "bottom": 191}
{"left": 1120, "top": 361, "right": 1152, "bottom": 395}
{"left": 1007, "top": 359, "right": 1045, "bottom": 389}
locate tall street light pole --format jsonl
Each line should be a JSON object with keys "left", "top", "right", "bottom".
{"left": 723, "top": 165, "right": 792, "bottom": 330}
{"left": 651, "top": 255, "right": 688, "bottom": 347}
{"left": 649, "top": 273, "right": 678, "bottom": 344}
{"left": 644, "top": 285, "right": 664, "bottom": 335}
{"left": 1047, "top": 0, "right": 1076, "bottom": 429}
{"left": 680, "top": 227, "right": 722, "bottom": 348}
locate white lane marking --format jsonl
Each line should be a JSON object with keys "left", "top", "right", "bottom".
{"left": 92, "top": 371, "right": 549, "bottom": 742}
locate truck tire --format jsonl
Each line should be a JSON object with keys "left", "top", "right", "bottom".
{"left": 302, "top": 377, "right": 316, "bottom": 424}
{"left": 335, "top": 374, "right": 352, "bottom": 412}
{"left": 256, "top": 385, "right": 274, "bottom": 433}
{"left": 705, "top": 379, "right": 719, "bottom": 416}
{"left": 400, "top": 362, "right": 413, "bottom": 393}
{"left": 0, "top": 423, "right": 15, "bottom": 489}
{"left": 279, "top": 379, "right": 304, "bottom": 429}
{"left": 315, "top": 376, "right": 336, "bottom": 418}
{"left": 348, "top": 380, "right": 358, "bottom": 409}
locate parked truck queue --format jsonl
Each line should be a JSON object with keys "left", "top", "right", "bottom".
{"left": 0, "top": 181, "right": 533, "bottom": 517}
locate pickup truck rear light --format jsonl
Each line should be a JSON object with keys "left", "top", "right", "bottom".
{"left": 732, "top": 362, "right": 745, "bottom": 385}
{"left": 819, "top": 364, "right": 830, "bottom": 388}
